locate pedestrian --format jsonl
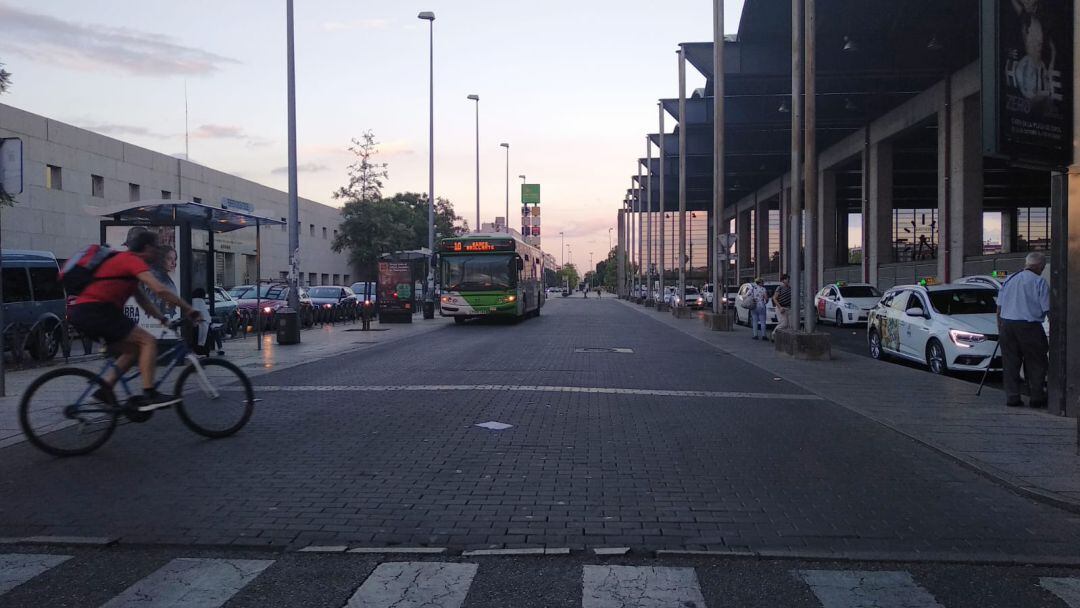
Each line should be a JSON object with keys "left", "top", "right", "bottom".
{"left": 749, "top": 278, "right": 768, "bottom": 340}
{"left": 997, "top": 251, "right": 1049, "bottom": 408}
{"left": 771, "top": 273, "right": 792, "bottom": 341}
{"left": 190, "top": 288, "right": 224, "bottom": 356}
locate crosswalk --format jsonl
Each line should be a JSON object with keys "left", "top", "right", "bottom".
{"left": 1, "top": 551, "right": 1080, "bottom": 607}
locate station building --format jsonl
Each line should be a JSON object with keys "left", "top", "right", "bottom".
{"left": 0, "top": 102, "right": 356, "bottom": 288}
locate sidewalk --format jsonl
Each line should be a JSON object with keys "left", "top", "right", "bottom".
{"left": 618, "top": 299, "right": 1080, "bottom": 512}
{"left": 0, "top": 316, "right": 452, "bottom": 449}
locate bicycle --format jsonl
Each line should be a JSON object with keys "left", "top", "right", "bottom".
{"left": 19, "top": 321, "right": 255, "bottom": 457}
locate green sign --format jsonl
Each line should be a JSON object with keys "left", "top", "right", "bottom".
{"left": 521, "top": 183, "right": 540, "bottom": 205}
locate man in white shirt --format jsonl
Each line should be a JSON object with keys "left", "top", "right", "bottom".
{"left": 996, "top": 251, "right": 1050, "bottom": 408}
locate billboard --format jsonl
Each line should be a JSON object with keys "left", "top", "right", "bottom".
{"left": 982, "top": 0, "right": 1073, "bottom": 167}
{"left": 103, "top": 225, "right": 182, "bottom": 333}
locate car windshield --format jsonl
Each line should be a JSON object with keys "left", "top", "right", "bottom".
{"left": 228, "top": 286, "right": 251, "bottom": 298}
{"left": 839, "top": 285, "right": 881, "bottom": 298}
{"left": 685, "top": 287, "right": 700, "bottom": 295}
{"left": 249, "top": 285, "right": 288, "bottom": 300}
{"left": 927, "top": 288, "right": 998, "bottom": 315}
{"left": 309, "top": 287, "right": 341, "bottom": 298}
{"left": 441, "top": 255, "right": 514, "bottom": 291}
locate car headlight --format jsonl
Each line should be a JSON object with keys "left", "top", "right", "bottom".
{"left": 844, "top": 302, "right": 858, "bottom": 309}
{"left": 949, "top": 329, "right": 987, "bottom": 348}
{"left": 262, "top": 306, "right": 272, "bottom": 313}
{"left": 323, "top": 303, "right": 333, "bottom": 309}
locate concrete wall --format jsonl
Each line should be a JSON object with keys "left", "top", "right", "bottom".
{"left": 0, "top": 103, "right": 354, "bottom": 287}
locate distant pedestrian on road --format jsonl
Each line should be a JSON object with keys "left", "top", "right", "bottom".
{"left": 596, "top": 287, "right": 602, "bottom": 298}
{"left": 997, "top": 251, "right": 1050, "bottom": 408}
{"left": 771, "top": 274, "right": 792, "bottom": 341}
{"left": 749, "top": 278, "right": 768, "bottom": 340}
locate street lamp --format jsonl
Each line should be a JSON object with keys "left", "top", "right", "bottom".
{"left": 608, "top": 227, "right": 612, "bottom": 253}
{"left": 560, "top": 231, "right": 565, "bottom": 267}
{"left": 285, "top": 0, "right": 301, "bottom": 324}
{"left": 467, "top": 94, "right": 479, "bottom": 232}
{"left": 418, "top": 10, "right": 436, "bottom": 319}
{"left": 500, "top": 143, "right": 510, "bottom": 232}
{"left": 519, "top": 174, "right": 526, "bottom": 184}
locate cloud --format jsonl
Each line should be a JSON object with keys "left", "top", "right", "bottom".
{"left": 321, "top": 18, "right": 390, "bottom": 32}
{"left": 271, "top": 163, "right": 329, "bottom": 175}
{"left": 0, "top": 4, "right": 239, "bottom": 76}
{"left": 78, "top": 122, "right": 172, "bottom": 139}
{"left": 191, "top": 124, "right": 271, "bottom": 147}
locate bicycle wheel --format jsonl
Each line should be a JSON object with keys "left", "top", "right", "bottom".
{"left": 174, "top": 358, "right": 254, "bottom": 438}
{"left": 19, "top": 368, "right": 118, "bottom": 456}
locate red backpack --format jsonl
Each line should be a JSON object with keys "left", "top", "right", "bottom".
{"left": 59, "top": 245, "right": 125, "bottom": 295}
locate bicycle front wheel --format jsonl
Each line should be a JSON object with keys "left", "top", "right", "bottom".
{"left": 19, "top": 367, "right": 118, "bottom": 456}
{"left": 174, "top": 358, "right": 254, "bottom": 438}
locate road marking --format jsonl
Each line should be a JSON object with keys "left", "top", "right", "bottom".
{"left": 245, "top": 384, "right": 823, "bottom": 401}
{"left": 582, "top": 565, "right": 707, "bottom": 608}
{"left": 796, "top": 570, "right": 945, "bottom": 608}
{"left": 346, "top": 562, "right": 478, "bottom": 608}
{"left": 1042, "top": 578, "right": 1080, "bottom": 607}
{"left": 101, "top": 558, "right": 273, "bottom": 608}
{"left": 0, "top": 553, "right": 71, "bottom": 596}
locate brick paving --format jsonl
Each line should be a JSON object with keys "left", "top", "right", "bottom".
{"left": 0, "top": 298, "right": 1079, "bottom": 560}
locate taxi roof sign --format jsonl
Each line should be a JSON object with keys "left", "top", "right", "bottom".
{"left": 834, "top": 280, "right": 848, "bottom": 287}
{"left": 990, "top": 270, "right": 1010, "bottom": 279}
{"left": 918, "top": 277, "right": 941, "bottom": 287}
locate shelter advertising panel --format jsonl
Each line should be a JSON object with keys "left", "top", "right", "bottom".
{"left": 104, "top": 225, "right": 182, "bottom": 333}
{"left": 982, "top": 0, "right": 1073, "bottom": 167}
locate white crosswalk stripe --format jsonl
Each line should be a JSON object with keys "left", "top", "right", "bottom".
{"left": 99, "top": 558, "right": 273, "bottom": 608}
{"left": 0, "top": 553, "right": 71, "bottom": 596}
{"left": 1041, "top": 578, "right": 1080, "bottom": 607}
{"left": 796, "top": 570, "right": 945, "bottom": 608}
{"left": 582, "top": 565, "right": 708, "bottom": 608}
{"left": 346, "top": 561, "right": 478, "bottom": 608}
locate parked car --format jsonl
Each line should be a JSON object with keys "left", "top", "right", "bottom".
{"left": 2, "top": 250, "right": 67, "bottom": 360}
{"left": 957, "top": 274, "right": 1049, "bottom": 336}
{"left": 814, "top": 282, "right": 882, "bottom": 327}
{"left": 308, "top": 285, "right": 359, "bottom": 319}
{"left": 704, "top": 283, "right": 738, "bottom": 309}
{"left": 734, "top": 281, "right": 781, "bottom": 327}
{"left": 674, "top": 286, "right": 706, "bottom": 309}
{"left": 350, "top": 281, "right": 378, "bottom": 306}
{"left": 867, "top": 283, "right": 1000, "bottom": 375}
{"left": 210, "top": 286, "right": 240, "bottom": 336}
{"left": 234, "top": 283, "right": 314, "bottom": 329}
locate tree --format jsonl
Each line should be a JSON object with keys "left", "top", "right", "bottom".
{"left": 556, "top": 264, "right": 580, "bottom": 289}
{"left": 0, "top": 59, "right": 12, "bottom": 207}
{"left": 332, "top": 130, "right": 388, "bottom": 204}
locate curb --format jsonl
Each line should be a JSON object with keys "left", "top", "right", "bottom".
{"left": 616, "top": 298, "right": 1080, "bottom": 515}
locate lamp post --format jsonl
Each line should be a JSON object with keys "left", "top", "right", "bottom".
{"left": 589, "top": 252, "right": 594, "bottom": 287}
{"left": 500, "top": 143, "right": 510, "bottom": 232}
{"left": 285, "top": 0, "right": 301, "bottom": 329}
{"left": 467, "top": 94, "right": 479, "bottom": 232}
{"left": 418, "top": 10, "right": 436, "bottom": 319}
{"left": 519, "top": 174, "right": 526, "bottom": 184}
{"left": 560, "top": 231, "right": 565, "bottom": 267}
{"left": 608, "top": 227, "right": 612, "bottom": 252}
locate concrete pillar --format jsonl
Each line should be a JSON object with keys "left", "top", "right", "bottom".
{"left": 1001, "top": 209, "right": 1015, "bottom": 254}
{"left": 738, "top": 208, "right": 752, "bottom": 280}
{"left": 867, "top": 140, "right": 894, "bottom": 285}
{"left": 818, "top": 169, "right": 838, "bottom": 285}
{"left": 755, "top": 198, "right": 770, "bottom": 276}
{"left": 617, "top": 208, "right": 627, "bottom": 298}
{"left": 938, "top": 93, "right": 984, "bottom": 282}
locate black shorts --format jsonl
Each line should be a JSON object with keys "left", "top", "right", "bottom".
{"left": 69, "top": 303, "right": 136, "bottom": 345}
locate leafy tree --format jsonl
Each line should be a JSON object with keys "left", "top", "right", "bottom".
{"left": 332, "top": 130, "right": 388, "bottom": 204}
{"left": 0, "top": 59, "right": 12, "bottom": 207}
{"left": 556, "top": 263, "right": 579, "bottom": 289}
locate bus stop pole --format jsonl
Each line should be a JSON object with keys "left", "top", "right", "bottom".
{"left": 0, "top": 210, "right": 5, "bottom": 397}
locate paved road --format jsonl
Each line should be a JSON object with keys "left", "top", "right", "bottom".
{"left": 2, "top": 546, "right": 1080, "bottom": 607}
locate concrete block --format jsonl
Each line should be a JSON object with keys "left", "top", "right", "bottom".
{"left": 122, "top": 143, "right": 156, "bottom": 169}
{"left": 704, "top": 310, "right": 735, "bottom": 331}
{"left": 47, "top": 120, "right": 91, "bottom": 151}
{"left": 773, "top": 329, "right": 832, "bottom": 361}
{"left": 645, "top": 298, "right": 656, "bottom": 308}
{"left": 0, "top": 104, "right": 48, "bottom": 139}
{"left": 85, "top": 132, "right": 124, "bottom": 160}
{"left": 672, "top": 306, "right": 693, "bottom": 319}
{"left": 656, "top": 302, "right": 670, "bottom": 312}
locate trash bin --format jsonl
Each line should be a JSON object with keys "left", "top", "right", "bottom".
{"left": 422, "top": 300, "right": 435, "bottom": 319}
{"left": 276, "top": 308, "right": 301, "bottom": 345}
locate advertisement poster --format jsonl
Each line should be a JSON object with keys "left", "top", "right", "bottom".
{"left": 984, "top": 0, "right": 1072, "bottom": 166}
{"left": 104, "top": 225, "right": 182, "bottom": 332}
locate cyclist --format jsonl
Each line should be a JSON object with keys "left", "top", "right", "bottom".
{"left": 69, "top": 231, "right": 201, "bottom": 410}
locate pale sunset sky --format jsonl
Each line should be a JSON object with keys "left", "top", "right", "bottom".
{"left": 0, "top": 0, "right": 745, "bottom": 270}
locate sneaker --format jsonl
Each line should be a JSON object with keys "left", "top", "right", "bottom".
{"left": 136, "top": 391, "right": 182, "bottom": 411}
{"left": 91, "top": 387, "right": 116, "bottom": 406}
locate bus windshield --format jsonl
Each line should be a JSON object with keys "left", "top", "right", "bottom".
{"left": 442, "top": 255, "right": 514, "bottom": 291}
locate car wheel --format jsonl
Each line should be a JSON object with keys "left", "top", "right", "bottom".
{"left": 868, "top": 329, "right": 884, "bottom": 360}
{"left": 926, "top": 340, "right": 948, "bottom": 375}
{"left": 835, "top": 310, "right": 844, "bottom": 327}
{"left": 29, "top": 324, "right": 61, "bottom": 361}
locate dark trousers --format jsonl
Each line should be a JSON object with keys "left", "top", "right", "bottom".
{"left": 999, "top": 320, "right": 1048, "bottom": 404}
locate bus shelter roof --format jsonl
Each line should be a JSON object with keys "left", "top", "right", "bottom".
{"left": 95, "top": 200, "right": 285, "bottom": 233}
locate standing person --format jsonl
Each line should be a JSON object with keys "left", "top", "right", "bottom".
{"left": 771, "top": 273, "right": 792, "bottom": 341}
{"left": 749, "top": 278, "right": 769, "bottom": 340}
{"left": 147, "top": 246, "right": 178, "bottom": 319}
{"left": 997, "top": 251, "right": 1050, "bottom": 408}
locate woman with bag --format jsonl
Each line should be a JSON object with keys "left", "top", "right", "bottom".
{"left": 748, "top": 278, "right": 768, "bottom": 340}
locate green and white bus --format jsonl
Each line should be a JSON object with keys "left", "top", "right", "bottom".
{"left": 438, "top": 232, "right": 545, "bottom": 323}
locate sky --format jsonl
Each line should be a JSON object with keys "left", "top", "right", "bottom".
{"left": 0, "top": 0, "right": 744, "bottom": 271}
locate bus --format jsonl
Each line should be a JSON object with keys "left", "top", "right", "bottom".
{"left": 437, "top": 232, "right": 545, "bottom": 323}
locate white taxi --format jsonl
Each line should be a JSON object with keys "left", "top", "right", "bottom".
{"left": 814, "top": 282, "right": 882, "bottom": 327}
{"left": 867, "top": 282, "right": 1000, "bottom": 375}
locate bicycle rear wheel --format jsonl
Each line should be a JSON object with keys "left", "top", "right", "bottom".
{"left": 174, "top": 358, "right": 254, "bottom": 438}
{"left": 19, "top": 368, "right": 118, "bottom": 456}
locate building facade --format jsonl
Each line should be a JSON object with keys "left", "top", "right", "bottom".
{"left": 0, "top": 103, "right": 355, "bottom": 288}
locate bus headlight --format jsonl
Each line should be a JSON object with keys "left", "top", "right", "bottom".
{"left": 501, "top": 295, "right": 517, "bottom": 303}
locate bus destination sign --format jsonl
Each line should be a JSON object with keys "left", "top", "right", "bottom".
{"left": 440, "top": 239, "right": 515, "bottom": 253}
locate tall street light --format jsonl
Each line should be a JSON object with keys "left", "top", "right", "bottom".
{"left": 285, "top": 0, "right": 301, "bottom": 324}
{"left": 499, "top": 143, "right": 510, "bottom": 232}
{"left": 560, "top": 231, "right": 565, "bottom": 267}
{"left": 608, "top": 227, "right": 612, "bottom": 252}
{"left": 467, "top": 94, "right": 480, "bottom": 232}
{"left": 418, "top": 10, "right": 436, "bottom": 319}
{"left": 519, "top": 174, "right": 526, "bottom": 184}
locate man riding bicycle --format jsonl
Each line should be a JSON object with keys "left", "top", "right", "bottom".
{"left": 68, "top": 231, "right": 200, "bottom": 410}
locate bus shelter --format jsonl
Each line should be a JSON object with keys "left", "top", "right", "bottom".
{"left": 96, "top": 200, "right": 284, "bottom": 346}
